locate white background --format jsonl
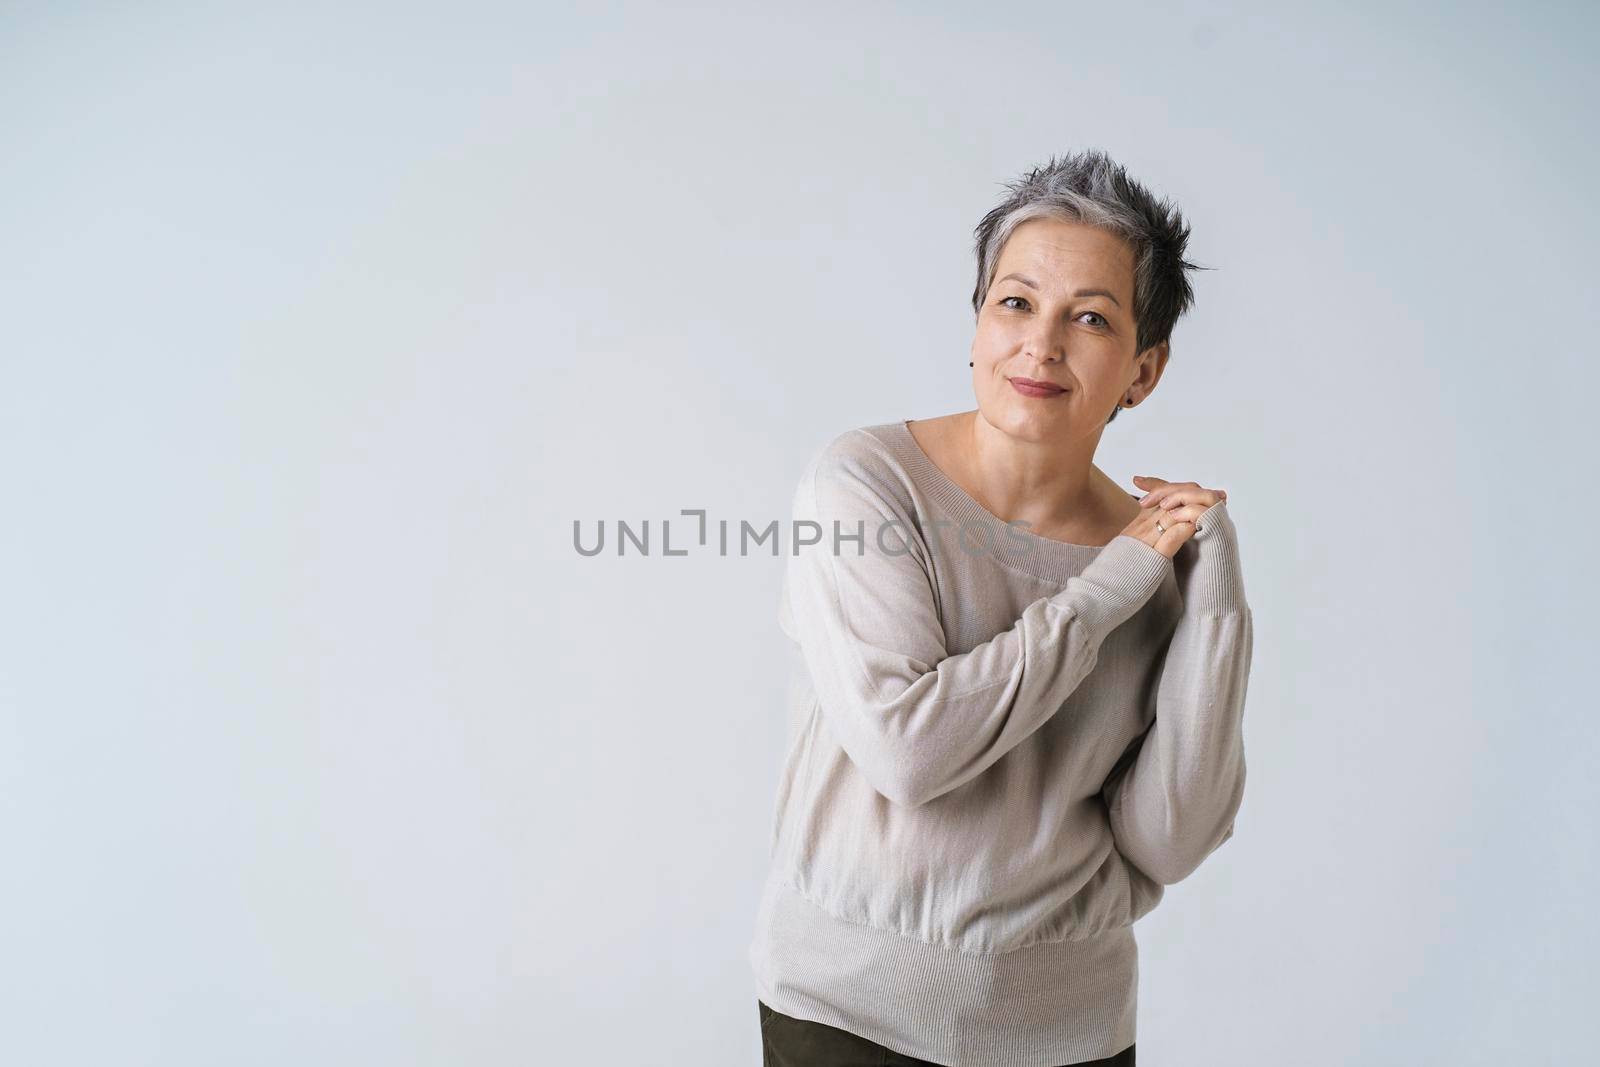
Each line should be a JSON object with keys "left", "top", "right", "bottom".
{"left": 3, "top": 1, "right": 1596, "bottom": 1064}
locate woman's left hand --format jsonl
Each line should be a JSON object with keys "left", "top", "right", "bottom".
{"left": 1130, "top": 476, "right": 1228, "bottom": 536}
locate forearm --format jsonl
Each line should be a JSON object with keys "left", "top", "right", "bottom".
{"left": 791, "top": 464, "right": 1174, "bottom": 809}
{"left": 1105, "top": 500, "right": 1254, "bottom": 884}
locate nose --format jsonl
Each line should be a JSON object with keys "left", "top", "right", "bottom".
{"left": 1023, "top": 318, "right": 1066, "bottom": 364}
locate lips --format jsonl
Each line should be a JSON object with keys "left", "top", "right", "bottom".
{"left": 1008, "top": 376, "right": 1066, "bottom": 397}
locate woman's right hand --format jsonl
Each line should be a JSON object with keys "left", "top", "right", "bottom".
{"left": 1121, "top": 476, "right": 1227, "bottom": 559}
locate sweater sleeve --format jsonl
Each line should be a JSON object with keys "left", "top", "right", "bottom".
{"left": 1103, "top": 497, "right": 1254, "bottom": 885}
{"left": 783, "top": 432, "right": 1173, "bottom": 809}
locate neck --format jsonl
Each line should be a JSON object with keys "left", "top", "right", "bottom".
{"left": 962, "top": 410, "right": 1105, "bottom": 534}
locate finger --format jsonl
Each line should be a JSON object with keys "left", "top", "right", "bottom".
{"left": 1153, "top": 501, "right": 1214, "bottom": 536}
{"left": 1166, "top": 502, "right": 1212, "bottom": 526}
{"left": 1131, "top": 475, "right": 1172, "bottom": 507}
{"left": 1141, "top": 480, "right": 1201, "bottom": 508}
{"left": 1146, "top": 513, "right": 1189, "bottom": 553}
{"left": 1148, "top": 512, "right": 1197, "bottom": 550}
{"left": 1147, "top": 502, "right": 1203, "bottom": 529}
{"left": 1151, "top": 485, "right": 1224, "bottom": 512}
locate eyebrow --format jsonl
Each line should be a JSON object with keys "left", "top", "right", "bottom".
{"left": 996, "top": 272, "right": 1123, "bottom": 308}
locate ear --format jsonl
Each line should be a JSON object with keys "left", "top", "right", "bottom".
{"left": 1135, "top": 340, "right": 1170, "bottom": 390}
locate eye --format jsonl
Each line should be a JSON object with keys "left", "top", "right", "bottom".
{"left": 999, "top": 295, "right": 1028, "bottom": 310}
{"left": 1080, "top": 311, "right": 1110, "bottom": 328}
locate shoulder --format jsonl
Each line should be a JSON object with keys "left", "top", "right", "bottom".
{"left": 795, "top": 423, "right": 908, "bottom": 483}
{"left": 794, "top": 423, "right": 918, "bottom": 515}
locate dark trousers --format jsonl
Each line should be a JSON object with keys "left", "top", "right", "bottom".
{"left": 759, "top": 1000, "right": 1136, "bottom": 1066}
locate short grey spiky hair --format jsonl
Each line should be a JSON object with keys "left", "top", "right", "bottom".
{"left": 970, "top": 150, "right": 1206, "bottom": 422}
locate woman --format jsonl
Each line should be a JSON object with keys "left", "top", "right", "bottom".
{"left": 748, "top": 149, "right": 1253, "bottom": 1067}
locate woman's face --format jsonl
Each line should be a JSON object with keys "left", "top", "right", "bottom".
{"left": 970, "top": 216, "right": 1159, "bottom": 444}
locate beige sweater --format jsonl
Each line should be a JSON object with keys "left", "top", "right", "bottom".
{"left": 748, "top": 420, "right": 1254, "bottom": 1067}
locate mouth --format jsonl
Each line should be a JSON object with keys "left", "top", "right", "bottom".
{"left": 1008, "top": 376, "right": 1067, "bottom": 398}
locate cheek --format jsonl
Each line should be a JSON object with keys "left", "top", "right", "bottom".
{"left": 971, "top": 321, "right": 1004, "bottom": 354}
{"left": 972, "top": 336, "right": 1008, "bottom": 364}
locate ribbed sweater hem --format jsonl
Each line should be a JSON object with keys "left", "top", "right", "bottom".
{"left": 749, "top": 874, "right": 1137, "bottom": 1067}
